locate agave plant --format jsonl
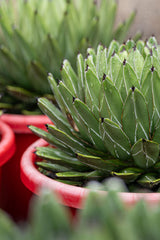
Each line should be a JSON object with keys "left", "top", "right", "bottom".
{"left": 29, "top": 36, "right": 160, "bottom": 192}
{"left": 0, "top": 0, "right": 136, "bottom": 114}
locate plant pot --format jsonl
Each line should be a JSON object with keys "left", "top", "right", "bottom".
{"left": 0, "top": 114, "right": 51, "bottom": 222}
{"left": 20, "top": 138, "right": 160, "bottom": 210}
{"left": 0, "top": 119, "right": 16, "bottom": 168}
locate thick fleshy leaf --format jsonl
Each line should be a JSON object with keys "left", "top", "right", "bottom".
{"left": 29, "top": 125, "right": 73, "bottom": 154}
{"left": 96, "top": 45, "right": 107, "bottom": 80}
{"left": 77, "top": 53, "right": 85, "bottom": 101}
{"left": 38, "top": 97, "right": 72, "bottom": 135}
{"left": 127, "top": 48, "right": 144, "bottom": 79}
{"left": 112, "top": 167, "right": 142, "bottom": 183}
{"left": 61, "top": 59, "right": 79, "bottom": 97}
{"left": 107, "top": 40, "right": 119, "bottom": 59}
{"left": 102, "top": 77, "right": 123, "bottom": 126}
{"left": 56, "top": 170, "right": 105, "bottom": 181}
{"left": 122, "top": 87, "right": 149, "bottom": 145}
{"left": 47, "top": 124, "right": 89, "bottom": 155}
{"left": 131, "top": 139, "right": 159, "bottom": 168}
{"left": 100, "top": 118, "right": 131, "bottom": 160}
{"left": 36, "top": 162, "right": 69, "bottom": 173}
{"left": 85, "top": 67, "right": 101, "bottom": 118}
{"left": 137, "top": 173, "right": 160, "bottom": 189}
{"left": 109, "top": 53, "right": 123, "bottom": 88}
{"left": 36, "top": 147, "right": 91, "bottom": 172}
{"left": 77, "top": 153, "right": 132, "bottom": 172}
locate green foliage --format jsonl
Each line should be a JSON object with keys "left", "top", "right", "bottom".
{"left": 0, "top": 0, "right": 135, "bottom": 114}
{"left": 30, "top": 36, "right": 160, "bottom": 192}
{"left": 1, "top": 190, "right": 160, "bottom": 239}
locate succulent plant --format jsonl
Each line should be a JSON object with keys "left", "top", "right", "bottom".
{"left": 29, "top": 36, "right": 160, "bottom": 192}
{"left": 0, "top": 0, "right": 136, "bottom": 114}
{"left": 1, "top": 189, "right": 160, "bottom": 240}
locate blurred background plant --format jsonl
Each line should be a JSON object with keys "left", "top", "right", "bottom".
{"left": 0, "top": 0, "right": 136, "bottom": 114}
{"left": 1, "top": 187, "right": 160, "bottom": 240}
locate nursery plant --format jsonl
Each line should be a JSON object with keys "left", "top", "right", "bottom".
{"left": 29, "top": 36, "right": 160, "bottom": 192}
{"left": 1, "top": 188, "right": 160, "bottom": 240}
{"left": 0, "top": 0, "right": 135, "bottom": 114}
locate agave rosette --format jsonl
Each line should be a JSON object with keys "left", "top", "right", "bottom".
{"left": 29, "top": 36, "right": 160, "bottom": 191}
{"left": 0, "top": 0, "right": 135, "bottom": 114}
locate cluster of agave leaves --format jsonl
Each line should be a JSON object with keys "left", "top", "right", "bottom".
{"left": 30, "top": 36, "right": 160, "bottom": 192}
{"left": 0, "top": 0, "right": 135, "bottom": 114}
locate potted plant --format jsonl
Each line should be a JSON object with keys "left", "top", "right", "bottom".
{"left": 21, "top": 36, "right": 160, "bottom": 210}
{"left": 0, "top": 0, "right": 136, "bottom": 221}
{"left": 1, "top": 189, "right": 160, "bottom": 239}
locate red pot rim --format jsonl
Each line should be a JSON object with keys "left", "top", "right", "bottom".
{"left": 20, "top": 138, "right": 160, "bottom": 208}
{"left": 0, "top": 114, "right": 51, "bottom": 134}
{"left": 0, "top": 120, "right": 16, "bottom": 166}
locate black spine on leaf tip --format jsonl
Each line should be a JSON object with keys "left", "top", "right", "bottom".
{"left": 142, "top": 138, "right": 146, "bottom": 143}
{"left": 150, "top": 49, "right": 153, "bottom": 56}
{"left": 123, "top": 59, "right": 126, "bottom": 65}
{"left": 60, "top": 63, "right": 63, "bottom": 71}
{"left": 102, "top": 73, "right": 106, "bottom": 81}
{"left": 85, "top": 64, "right": 89, "bottom": 72}
{"left": 72, "top": 97, "right": 76, "bottom": 103}
{"left": 131, "top": 86, "right": 135, "bottom": 92}
{"left": 101, "top": 117, "right": 104, "bottom": 123}
{"left": 45, "top": 124, "right": 49, "bottom": 130}
{"left": 34, "top": 9, "right": 38, "bottom": 15}
{"left": 111, "top": 51, "right": 115, "bottom": 57}
{"left": 133, "top": 45, "right": 136, "bottom": 51}
{"left": 151, "top": 66, "right": 155, "bottom": 72}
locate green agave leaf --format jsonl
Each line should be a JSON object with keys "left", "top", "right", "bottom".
{"left": 36, "top": 147, "right": 91, "bottom": 172}
{"left": 61, "top": 59, "right": 79, "bottom": 97}
{"left": 77, "top": 53, "right": 85, "bottom": 101}
{"left": 87, "top": 47, "right": 96, "bottom": 65}
{"left": 107, "top": 40, "right": 119, "bottom": 60}
{"left": 136, "top": 40, "right": 145, "bottom": 56}
{"left": 127, "top": 48, "right": 144, "bottom": 79}
{"left": 147, "top": 36, "right": 158, "bottom": 49}
{"left": 126, "top": 39, "right": 135, "bottom": 50}
{"left": 29, "top": 125, "right": 73, "bottom": 154}
{"left": 6, "top": 85, "right": 36, "bottom": 103}
{"left": 77, "top": 153, "right": 132, "bottom": 172}
{"left": 102, "top": 76, "right": 123, "bottom": 126}
{"left": 122, "top": 87, "right": 149, "bottom": 145}
{"left": 96, "top": 45, "right": 107, "bottom": 80}
{"left": 122, "top": 61, "right": 140, "bottom": 101}
{"left": 137, "top": 173, "right": 160, "bottom": 189}
{"left": 100, "top": 118, "right": 131, "bottom": 160}
{"left": 131, "top": 139, "right": 159, "bottom": 169}
{"left": 85, "top": 67, "right": 101, "bottom": 118}
{"left": 109, "top": 53, "right": 123, "bottom": 89}
{"left": 37, "top": 97, "right": 72, "bottom": 135}
{"left": 47, "top": 73, "right": 66, "bottom": 114}
{"left": 73, "top": 98, "right": 106, "bottom": 151}
{"left": 47, "top": 124, "right": 89, "bottom": 155}
{"left": 36, "top": 161, "right": 69, "bottom": 173}
{"left": 112, "top": 167, "right": 142, "bottom": 183}
{"left": 56, "top": 170, "right": 104, "bottom": 181}
{"left": 28, "top": 60, "right": 50, "bottom": 94}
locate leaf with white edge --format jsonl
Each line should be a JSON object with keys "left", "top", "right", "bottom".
{"left": 56, "top": 170, "right": 104, "bottom": 181}
{"left": 127, "top": 48, "right": 144, "bottom": 79}
{"left": 107, "top": 40, "right": 119, "bottom": 60}
{"left": 36, "top": 162, "right": 69, "bottom": 173}
{"left": 126, "top": 39, "right": 135, "bottom": 50}
{"left": 131, "top": 139, "right": 159, "bottom": 168}
{"left": 61, "top": 59, "right": 79, "bottom": 97}
{"left": 100, "top": 118, "right": 131, "bottom": 160}
{"left": 85, "top": 67, "right": 101, "bottom": 118}
{"left": 87, "top": 48, "right": 96, "bottom": 65}
{"left": 96, "top": 45, "right": 107, "bottom": 80}
{"left": 102, "top": 77, "right": 123, "bottom": 126}
{"left": 47, "top": 73, "right": 66, "bottom": 114}
{"left": 29, "top": 125, "right": 73, "bottom": 154}
{"left": 109, "top": 53, "right": 123, "bottom": 88}
{"left": 47, "top": 124, "right": 89, "bottom": 155}
{"left": 122, "top": 88, "right": 149, "bottom": 145}
{"left": 38, "top": 97, "right": 72, "bottom": 135}
{"left": 73, "top": 98, "right": 106, "bottom": 151}
{"left": 137, "top": 173, "right": 160, "bottom": 189}
{"left": 36, "top": 147, "right": 91, "bottom": 172}
{"left": 77, "top": 153, "right": 132, "bottom": 172}
{"left": 112, "top": 167, "right": 142, "bottom": 183}
{"left": 77, "top": 53, "right": 85, "bottom": 101}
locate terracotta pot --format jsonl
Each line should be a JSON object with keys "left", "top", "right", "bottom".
{"left": 21, "top": 138, "right": 160, "bottom": 210}
{"left": 0, "top": 114, "right": 51, "bottom": 222}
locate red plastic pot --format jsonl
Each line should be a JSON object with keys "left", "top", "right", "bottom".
{"left": 0, "top": 114, "right": 51, "bottom": 222}
{"left": 21, "top": 138, "right": 160, "bottom": 210}
{"left": 0, "top": 120, "right": 15, "bottom": 167}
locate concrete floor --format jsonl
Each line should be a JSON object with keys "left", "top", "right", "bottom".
{"left": 115, "top": 0, "right": 160, "bottom": 41}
